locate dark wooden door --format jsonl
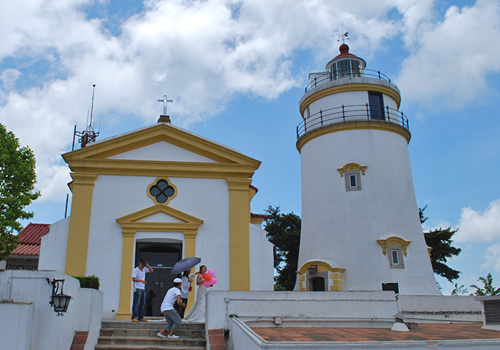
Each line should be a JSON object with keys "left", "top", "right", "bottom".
{"left": 136, "top": 242, "right": 182, "bottom": 316}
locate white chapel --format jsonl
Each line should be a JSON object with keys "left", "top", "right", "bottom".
{"left": 39, "top": 114, "right": 274, "bottom": 319}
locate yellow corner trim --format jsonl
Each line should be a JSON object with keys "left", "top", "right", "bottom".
{"left": 300, "top": 83, "right": 401, "bottom": 116}
{"left": 227, "top": 178, "right": 252, "bottom": 291}
{"left": 337, "top": 163, "right": 367, "bottom": 177}
{"left": 297, "top": 121, "right": 411, "bottom": 152}
{"left": 64, "top": 173, "right": 98, "bottom": 276}
{"left": 377, "top": 236, "right": 412, "bottom": 257}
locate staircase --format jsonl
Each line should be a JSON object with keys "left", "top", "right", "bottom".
{"left": 96, "top": 320, "right": 206, "bottom": 350}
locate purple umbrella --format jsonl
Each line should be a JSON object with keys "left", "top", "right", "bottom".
{"left": 171, "top": 257, "right": 201, "bottom": 275}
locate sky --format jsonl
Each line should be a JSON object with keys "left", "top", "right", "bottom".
{"left": 1, "top": 0, "right": 500, "bottom": 294}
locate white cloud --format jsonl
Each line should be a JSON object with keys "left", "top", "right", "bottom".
{"left": 456, "top": 199, "right": 500, "bottom": 242}
{"left": 483, "top": 243, "right": 500, "bottom": 272}
{"left": 0, "top": 0, "right": 413, "bottom": 201}
{"left": 0, "top": 69, "right": 21, "bottom": 90}
{"left": 397, "top": 0, "right": 500, "bottom": 108}
{"left": 3, "top": 0, "right": 500, "bottom": 204}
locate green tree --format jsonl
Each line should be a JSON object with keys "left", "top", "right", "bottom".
{"left": 470, "top": 273, "right": 500, "bottom": 296}
{"left": 264, "top": 206, "right": 301, "bottom": 291}
{"left": 451, "top": 283, "right": 468, "bottom": 295}
{"left": 419, "top": 205, "right": 461, "bottom": 282}
{"left": 0, "top": 123, "right": 40, "bottom": 260}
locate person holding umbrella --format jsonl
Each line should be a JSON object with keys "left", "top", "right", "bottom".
{"left": 177, "top": 270, "right": 196, "bottom": 318}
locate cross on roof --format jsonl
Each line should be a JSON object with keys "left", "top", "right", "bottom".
{"left": 158, "top": 95, "right": 173, "bottom": 115}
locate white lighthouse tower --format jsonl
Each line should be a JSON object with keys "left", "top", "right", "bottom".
{"left": 295, "top": 43, "right": 440, "bottom": 295}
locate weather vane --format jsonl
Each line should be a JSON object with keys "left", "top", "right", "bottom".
{"left": 337, "top": 26, "right": 349, "bottom": 44}
{"left": 158, "top": 95, "right": 173, "bottom": 115}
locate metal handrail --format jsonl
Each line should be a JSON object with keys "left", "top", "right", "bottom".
{"left": 296, "top": 104, "right": 409, "bottom": 139}
{"left": 305, "top": 69, "right": 393, "bottom": 92}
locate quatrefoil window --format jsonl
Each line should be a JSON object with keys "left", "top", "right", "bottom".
{"left": 147, "top": 178, "right": 177, "bottom": 204}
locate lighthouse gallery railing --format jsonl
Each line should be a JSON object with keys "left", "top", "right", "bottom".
{"left": 296, "top": 104, "right": 409, "bottom": 139}
{"left": 305, "top": 69, "right": 392, "bottom": 93}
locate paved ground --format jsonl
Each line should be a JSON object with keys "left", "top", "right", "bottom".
{"left": 253, "top": 323, "right": 500, "bottom": 343}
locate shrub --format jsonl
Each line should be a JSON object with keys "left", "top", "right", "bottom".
{"left": 74, "top": 275, "right": 100, "bottom": 290}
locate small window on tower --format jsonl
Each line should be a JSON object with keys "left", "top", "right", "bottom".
{"left": 344, "top": 170, "right": 361, "bottom": 191}
{"left": 349, "top": 174, "right": 357, "bottom": 188}
{"left": 387, "top": 245, "right": 404, "bottom": 269}
{"left": 391, "top": 249, "right": 399, "bottom": 265}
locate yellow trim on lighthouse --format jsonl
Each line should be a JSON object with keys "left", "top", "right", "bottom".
{"left": 296, "top": 121, "right": 411, "bottom": 152}
{"left": 299, "top": 83, "right": 401, "bottom": 117}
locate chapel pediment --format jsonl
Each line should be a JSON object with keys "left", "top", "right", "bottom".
{"left": 116, "top": 204, "right": 204, "bottom": 232}
{"left": 62, "top": 122, "right": 261, "bottom": 177}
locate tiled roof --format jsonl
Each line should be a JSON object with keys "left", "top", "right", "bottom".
{"left": 251, "top": 213, "right": 266, "bottom": 219}
{"left": 10, "top": 223, "right": 50, "bottom": 256}
{"left": 18, "top": 223, "right": 50, "bottom": 244}
{"left": 253, "top": 323, "right": 500, "bottom": 343}
{"left": 10, "top": 244, "right": 40, "bottom": 256}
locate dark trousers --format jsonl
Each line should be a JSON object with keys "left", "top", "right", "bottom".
{"left": 175, "top": 298, "right": 189, "bottom": 318}
{"left": 132, "top": 289, "right": 146, "bottom": 320}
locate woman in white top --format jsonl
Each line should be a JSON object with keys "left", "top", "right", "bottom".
{"left": 184, "top": 265, "right": 211, "bottom": 322}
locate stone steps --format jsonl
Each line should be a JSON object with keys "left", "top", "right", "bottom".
{"left": 95, "top": 320, "right": 206, "bottom": 350}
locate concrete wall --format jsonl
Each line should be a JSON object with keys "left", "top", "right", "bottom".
{"left": 222, "top": 294, "right": 489, "bottom": 350}
{"left": 205, "top": 290, "right": 399, "bottom": 332}
{"left": 399, "top": 295, "right": 483, "bottom": 322}
{"left": 249, "top": 223, "right": 274, "bottom": 291}
{"left": 38, "top": 216, "right": 70, "bottom": 272}
{"left": 0, "top": 270, "right": 103, "bottom": 350}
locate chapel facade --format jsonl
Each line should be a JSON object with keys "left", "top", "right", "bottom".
{"left": 39, "top": 116, "right": 274, "bottom": 319}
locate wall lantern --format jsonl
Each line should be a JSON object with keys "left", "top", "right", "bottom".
{"left": 307, "top": 265, "right": 318, "bottom": 276}
{"left": 49, "top": 279, "right": 72, "bottom": 316}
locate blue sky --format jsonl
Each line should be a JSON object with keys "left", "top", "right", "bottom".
{"left": 2, "top": 0, "right": 500, "bottom": 294}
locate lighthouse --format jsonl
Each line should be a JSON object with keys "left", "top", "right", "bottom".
{"left": 295, "top": 43, "right": 440, "bottom": 295}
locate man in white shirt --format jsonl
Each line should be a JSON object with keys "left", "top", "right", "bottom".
{"left": 131, "top": 258, "right": 154, "bottom": 322}
{"left": 157, "top": 278, "right": 186, "bottom": 339}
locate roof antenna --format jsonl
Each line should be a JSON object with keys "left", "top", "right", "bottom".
{"left": 73, "top": 84, "right": 100, "bottom": 149}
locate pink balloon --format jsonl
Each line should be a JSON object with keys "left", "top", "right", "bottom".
{"left": 210, "top": 276, "right": 217, "bottom": 285}
{"left": 207, "top": 269, "right": 216, "bottom": 277}
{"left": 203, "top": 281, "right": 211, "bottom": 287}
